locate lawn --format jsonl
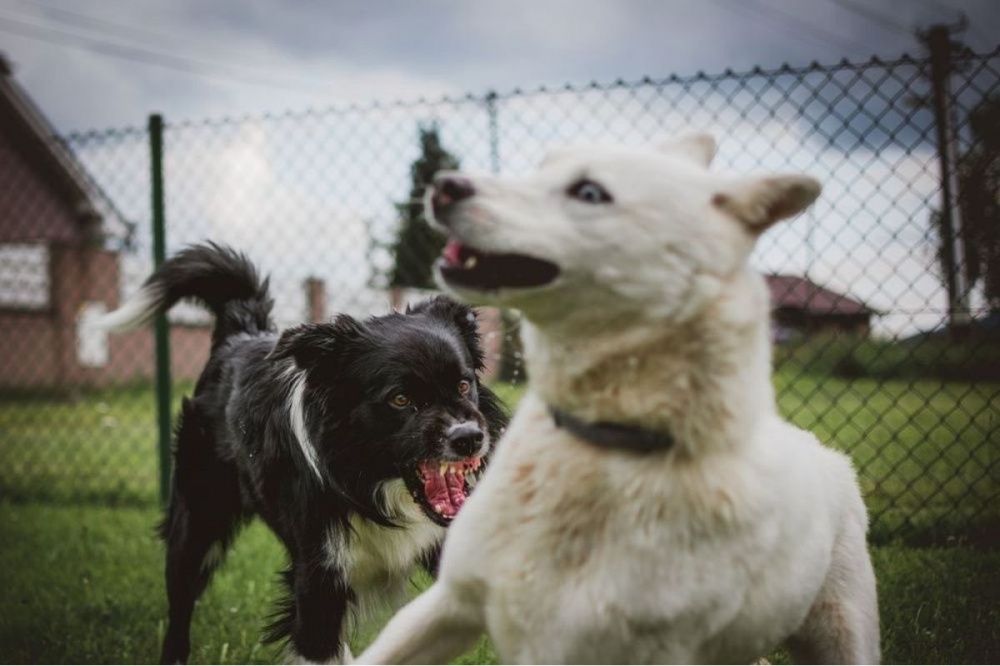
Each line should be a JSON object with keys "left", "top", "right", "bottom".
{"left": 0, "top": 502, "right": 997, "bottom": 664}
{"left": 0, "top": 373, "right": 998, "bottom": 663}
{"left": 1, "top": 372, "right": 997, "bottom": 542}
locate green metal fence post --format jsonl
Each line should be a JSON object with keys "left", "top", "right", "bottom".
{"left": 148, "top": 113, "right": 172, "bottom": 506}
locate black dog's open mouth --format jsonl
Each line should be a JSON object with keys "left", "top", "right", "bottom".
{"left": 436, "top": 239, "right": 560, "bottom": 291}
{"left": 404, "top": 457, "right": 485, "bottom": 526}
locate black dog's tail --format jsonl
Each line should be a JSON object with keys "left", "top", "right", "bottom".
{"left": 97, "top": 242, "right": 274, "bottom": 344}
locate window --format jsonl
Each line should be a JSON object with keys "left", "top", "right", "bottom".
{"left": 0, "top": 244, "right": 49, "bottom": 309}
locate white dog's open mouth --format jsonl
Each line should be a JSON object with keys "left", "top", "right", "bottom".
{"left": 436, "top": 239, "right": 560, "bottom": 291}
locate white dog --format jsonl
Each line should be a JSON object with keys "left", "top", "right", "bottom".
{"left": 358, "top": 135, "right": 880, "bottom": 664}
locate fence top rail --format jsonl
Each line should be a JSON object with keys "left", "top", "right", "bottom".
{"left": 59, "top": 44, "right": 1000, "bottom": 143}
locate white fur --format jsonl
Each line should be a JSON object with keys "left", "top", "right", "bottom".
{"left": 93, "top": 283, "right": 163, "bottom": 331}
{"left": 287, "top": 368, "right": 324, "bottom": 482}
{"left": 324, "top": 480, "right": 444, "bottom": 593}
{"left": 323, "top": 480, "right": 444, "bottom": 653}
{"left": 359, "top": 135, "right": 879, "bottom": 664}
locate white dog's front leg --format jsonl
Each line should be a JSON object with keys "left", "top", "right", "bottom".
{"left": 355, "top": 582, "right": 483, "bottom": 664}
{"left": 789, "top": 505, "right": 880, "bottom": 664}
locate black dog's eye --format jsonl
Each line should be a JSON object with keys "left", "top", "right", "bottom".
{"left": 567, "top": 179, "right": 613, "bottom": 204}
{"left": 458, "top": 380, "right": 472, "bottom": 396}
{"left": 389, "top": 393, "right": 411, "bottom": 408}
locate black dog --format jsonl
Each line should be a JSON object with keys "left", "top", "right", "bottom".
{"left": 101, "top": 243, "right": 507, "bottom": 663}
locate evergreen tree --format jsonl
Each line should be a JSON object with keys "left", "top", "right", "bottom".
{"left": 390, "top": 126, "right": 459, "bottom": 289}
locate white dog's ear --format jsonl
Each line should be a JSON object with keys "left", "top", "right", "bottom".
{"left": 713, "top": 175, "right": 821, "bottom": 232}
{"left": 658, "top": 133, "right": 717, "bottom": 167}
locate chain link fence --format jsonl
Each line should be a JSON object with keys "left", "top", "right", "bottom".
{"left": 1, "top": 46, "right": 998, "bottom": 543}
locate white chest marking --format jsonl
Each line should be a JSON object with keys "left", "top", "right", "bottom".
{"left": 325, "top": 480, "right": 444, "bottom": 593}
{"left": 287, "top": 369, "right": 323, "bottom": 482}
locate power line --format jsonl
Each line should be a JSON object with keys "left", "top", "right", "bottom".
{"left": 0, "top": 13, "right": 329, "bottom": 92}
{"left": 733, "top": 0, "right": 871, "bottom": 55}
{"left": 827, "top": 0, "right": 913, "bottom": 38}
{"left": 4, "top": 0, "right": 323, "bottom": 83}
{"left": 704, "top": 0, "right": 847, "bottom": 54}
{"left": 916, "top": 0, "right": 964, "bottom": 21}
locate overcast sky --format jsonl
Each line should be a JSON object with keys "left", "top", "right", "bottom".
{"left": 1, "top": 0, "right": 998, "bottom": 133}
{"left": 2, "top": 0, "right": 997, "bottom": 335}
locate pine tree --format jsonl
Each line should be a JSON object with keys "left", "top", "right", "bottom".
{"left": 389, "top": 125, "right": 460, "bottom": 289}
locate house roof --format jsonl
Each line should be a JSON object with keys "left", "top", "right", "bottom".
{"left": 0, "top": 53, "right": 129, "bottom": 245}
{"left": 766, "top": 274, "right": 874, "bottom": 316}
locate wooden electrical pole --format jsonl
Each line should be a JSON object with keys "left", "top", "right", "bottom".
{"left": 919, "top": 22, "right": 972, "bottom": 335}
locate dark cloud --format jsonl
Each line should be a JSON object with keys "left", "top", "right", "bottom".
{"left": 0, "top": 0, "right": 997, "bottom": 131}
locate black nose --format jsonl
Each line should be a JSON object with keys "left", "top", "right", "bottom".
{"left": 431, "top": 175, "right": 475, "bottom": 218}
{"left": 446, "top": 422, "right": 484, "bottom": 457}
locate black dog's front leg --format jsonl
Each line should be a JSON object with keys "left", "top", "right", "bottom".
{"left": 288, "top": 557, "right": 353, "bottom": 663}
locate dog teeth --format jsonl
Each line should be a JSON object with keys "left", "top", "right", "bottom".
{"left": 438, "top": 461, "right": 467, "bottom": 475}
{"left": 435, "top": 459, "right": 484, "bottom": 477}
{"left": 464, "top": 255, "right": 478, "bottom": 269}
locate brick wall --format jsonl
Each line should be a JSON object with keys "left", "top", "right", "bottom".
{"left": 0, "top": 254, "right": 507, "bottom": 391}
{"left": 0, "top": 244, "right": 211, "bottom": 390}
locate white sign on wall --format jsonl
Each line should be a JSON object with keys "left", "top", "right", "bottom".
{"left": 77, "top": 301, "right": 109, "bottom": 368}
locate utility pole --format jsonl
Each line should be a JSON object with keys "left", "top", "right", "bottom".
{"left": 919, "top": 22, "right": 972, "bottom": 334}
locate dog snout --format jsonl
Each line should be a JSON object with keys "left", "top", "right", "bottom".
{"left": 445, "top": 422, "right": 485, "bottom": 458}
{"left": 431, "top": 175, "right": 475, "bottom": 220}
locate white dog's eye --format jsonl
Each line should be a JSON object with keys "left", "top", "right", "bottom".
{"left": 567, "top": 179, "right": 613, "bottom": 204}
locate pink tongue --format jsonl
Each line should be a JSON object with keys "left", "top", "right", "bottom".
{"left": 445, "top": 470, "right": 467, "bottom": 511}
{"left": 418, "top": 461, "right": 467, "bottom": 519}
{"left": 442, "top": 240, "right": 463, "bottom": 267}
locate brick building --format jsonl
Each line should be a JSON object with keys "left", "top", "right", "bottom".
{"left": 0, "top": 55, "right": 211, "bottom": 391}
{"left": 766, "top": 273, "right": 875, "bottom": 341}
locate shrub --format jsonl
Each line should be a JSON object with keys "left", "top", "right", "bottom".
{"left": 775, "top": 333, "right": 1000, "bottom": 382}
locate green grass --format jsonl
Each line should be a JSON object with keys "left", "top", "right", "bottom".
{"left": 773, "top": 371, "right": 1000, "bottom": 543}
{"left": 0, "top": 372, "right": 998, "bottom": 662}
{"left": 0, "top": 381, "right": 196, "bottom": 507}
{"left": 1, "top": 501, "right": 997, "bottom": 664}
{"left": 0, "top": 371, "right": 997, "bottom": 540}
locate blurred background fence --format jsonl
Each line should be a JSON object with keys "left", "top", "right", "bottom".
{"left": 1, "top": 40, "right": 998, "bottom": 544}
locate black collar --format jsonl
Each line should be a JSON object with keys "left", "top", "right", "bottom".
{"left": 549, "top": 406, "right": 676, "bottom": 454}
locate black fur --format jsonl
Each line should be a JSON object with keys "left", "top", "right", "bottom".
{"left": 140, "top": 243, "right": 507, "bottom": 663}
{"left": 141, "top": 241, "right": 274, "bottom": 346}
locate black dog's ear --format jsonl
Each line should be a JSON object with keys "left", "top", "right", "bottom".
{"left": 408, "top": 296, "right": 485, "bottom": 370}
{"left": 270, "top": 314, "right": 367, "bottom": 370}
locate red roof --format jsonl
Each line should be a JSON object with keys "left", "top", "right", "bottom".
{"left": 765, "top": 274, "right": 873, "bottom": 316}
